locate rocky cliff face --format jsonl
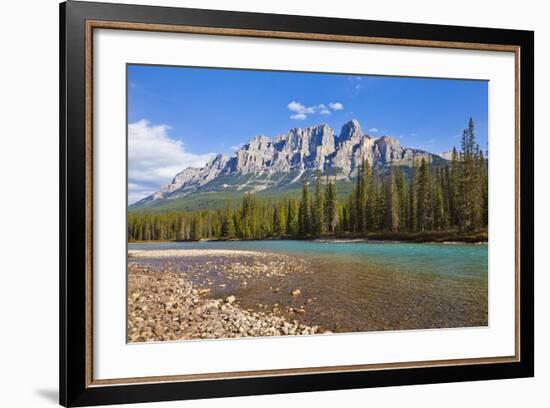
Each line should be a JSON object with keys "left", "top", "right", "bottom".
{"left": 439, "top": 150, "right": 454, "bottom": 160}
{"left": 134, "top": 119, "right": 446, "bottom": 207}
{"left": 331, "top": 119, "right": 366, "bottom": 176}
{"left": 141, "top": 154, "right": 228, "bottom": 206}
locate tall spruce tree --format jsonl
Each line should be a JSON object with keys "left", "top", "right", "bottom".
{"left": 433, "top": 169, "right": 447, "bottom": 230}
{"left": 286, "top": 198, "right": 299, "bottom": 236}
{"left": 324, "top": 176, "right": 338, "bottom": 233}
{"left": 409, "top": 159, "right": 419, "bottom": 231}
{"left": 456, "top": 117, "right": 483, "bottom": 231}
{"left": 396, "top": 168, "right": 408, "bottom": 231}
{"left": 449, "top": 147, "right": 460, "bottom": 227}
{"left": 221, "top": 203, "right": 236, "bottom": 238}
{"left": 416, "top": 158, "right": 432, "bottom": 231}
{"left": 298, "top": 177, "right": 312, "bottom": 236}
{"left": 312, "top": 170, "right": 325, "bottom": 235}
{"left": 359, "top": 159, "right": 371, "bottom": 232}
{"left": 479, "top": 150, "right": 489, "bottom": 225}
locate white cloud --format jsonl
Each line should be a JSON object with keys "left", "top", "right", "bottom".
{"left": 231, "top": 144, "right": 243, "bottom": 151}
{"left": 318, "top": 104, "right": 331, "bottom": 115}
{"left": 369, "top": 128, "right": 379, "bottom": 132}
{"left": 128, "top": 119, "right": 214, "bottom": 204}
{"left": 287, "top": 101, "right": 316, "bottom": 119}
{"left": 288, "top": 101, "right": 344, "bottom": 119}
{"left": 329, "top": 102, "right": 344, "bottom": 111}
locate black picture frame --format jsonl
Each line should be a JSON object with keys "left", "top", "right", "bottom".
{"left": 60, "top": 1, "right": 534, "bottom": 406}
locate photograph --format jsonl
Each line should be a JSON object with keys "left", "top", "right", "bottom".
{"left": 54, "top": 1, "right": 535, "bottom": 406}
{"left": 126, "top": 65, "right": 489, "bottom": 343}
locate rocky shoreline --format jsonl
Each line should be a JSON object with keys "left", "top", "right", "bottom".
{"left": 130, "top": 230, "right": 488, "bottom": 245}
{"left": 127, "top": 251, "right": 323, "bottom": 342}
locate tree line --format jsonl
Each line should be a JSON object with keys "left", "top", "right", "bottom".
{"left": 128, "top": 118, "right": 488, "bottom": 241}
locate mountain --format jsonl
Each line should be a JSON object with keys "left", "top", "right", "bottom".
{"left": 131, "top": 119, "right": 448, "bottom": 211}
{"left": 439, "top": 150, "right": 454, "bottom": 160}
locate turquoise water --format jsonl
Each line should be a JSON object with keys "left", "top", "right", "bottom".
{"left": 129, "top": 240, "right": 488, "bottom": 332}
{"left": 129, "top": 240, "right": 487, "bottom": 280}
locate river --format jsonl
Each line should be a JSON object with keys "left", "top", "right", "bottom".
{"left": 128, "top": 240, "right": 488, "bottom": 333}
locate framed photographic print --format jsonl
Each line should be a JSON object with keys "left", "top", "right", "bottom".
{"left": 59, "top": 1, "right": 534, "bottom": 406}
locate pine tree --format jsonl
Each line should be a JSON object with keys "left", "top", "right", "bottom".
{"left": 471, "top": 143, "right": 483, "bottom": 230}
{"left": 441, "top": 165, "right": 451, "bottom": 228}
{"left": 312, "top": 170, "right": 325, "bottom": 235}
{"left": 298, "top": 178, "right": 312, "bottom": 236}
{"left": 348, "top": 188, "right": 357, "bottom": 232}
{"left": 190, "top": 213, "right": 203, "bottom": 240}
{"left": 354, "top": 164, "right": 363, "bottom": 232}
{"left": 273, "top": 201, "right": 287, "bottom": 236}
{"left": 479, "top": 150, "right": 489, "bottom": 226}
{"left": 324, "top": 176, "right": 338, "bottom": 233}
{"left": 456, "top": 117, "right": 482, "bottom": 231}
{"left": 355, "top": 159, "right": 371, "bottom": 232}
{"left": 396, "top": 168, "right": 408, "bottom": 231}
{"left": 221, "top": 203, "right": 236, "bottom": 238}
{"left": 388, "top": 168, "right": 402, "bottom": 232}
{"left": 336, "top": 203, "right": 344, "bottom": 233}
{"left": 286, "top": 198, "right": 299, "bottom": 236}
{"left": 375, "top": 180, "right": 386, "bottom": 230}
{"left": 433, "top": 169, "right": 447, "bottom": 230}
{"left": 449, "top": 147, "right": 460, "bottom": 227}
{"left": 409, "top": 160, "right": 419, "bottom": 231}
{"left": 417, "top": 158, "right": 433, "bottom": 231}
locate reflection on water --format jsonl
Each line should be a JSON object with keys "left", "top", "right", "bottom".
{"left": 129, "top": 240, "right": 488, "bottom": 332}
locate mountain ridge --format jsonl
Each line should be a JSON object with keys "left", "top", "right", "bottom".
{"left": 131, "top": 119, "right": 447, "bottom": 210}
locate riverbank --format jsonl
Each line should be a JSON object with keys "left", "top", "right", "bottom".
{"left": 128, "top": 242, "right": 488, "bottom": 339}
{"left": 129, "top": 229, "right": 487, "bottom": 244}
{"left": 127, "top": 252, "right": 322, "bottom": 342}
{"left": 364, "top": 230, "right": 488, "bottom": 243}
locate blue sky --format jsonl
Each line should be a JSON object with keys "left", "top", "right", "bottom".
{"left": 127, "top": 64, "right": 488, "bottom": 203}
